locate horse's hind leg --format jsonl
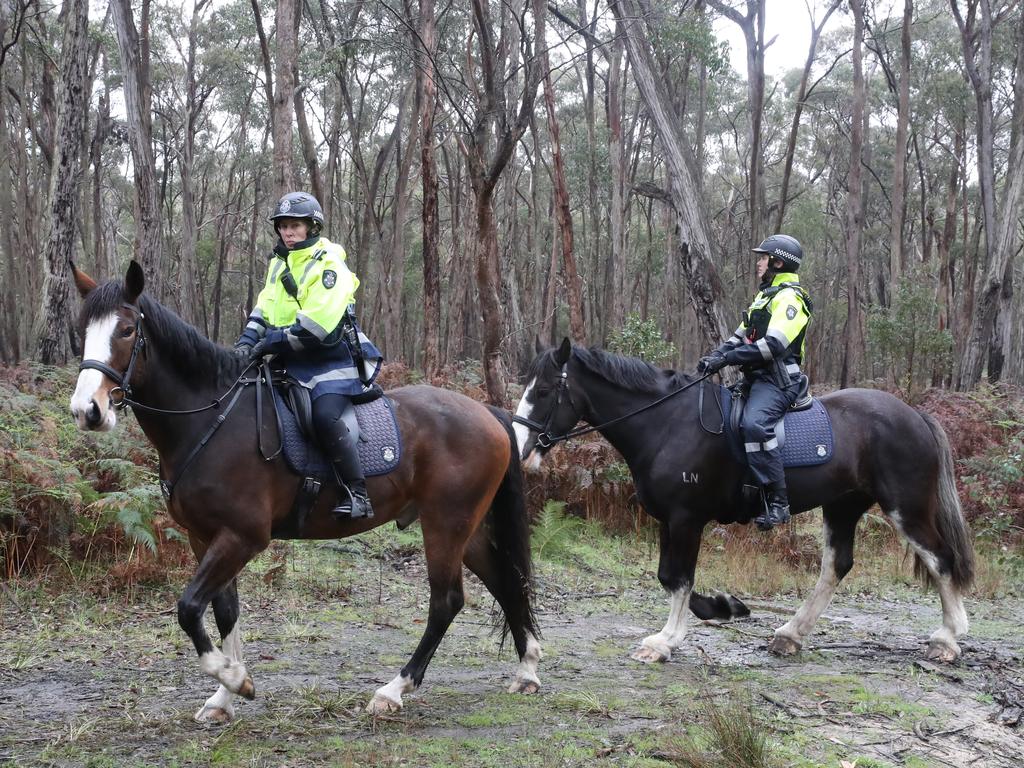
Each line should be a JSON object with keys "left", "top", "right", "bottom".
{"left": 193, "top": 579, "right": 242, "bottom": 723}
{"left": 462, "top": 529, "right": 542, "bottom": 695}
{"left": 178, "top": 531, "right": 261, "bottom": 702}
{"left": 888, "top": 509, "right": 969, "bottom": 662}
{"left": 367, "top": 523, "right": 469, "bottom": 714}
{"left": 770, "top": 497, "right": 868, "bottom": 655}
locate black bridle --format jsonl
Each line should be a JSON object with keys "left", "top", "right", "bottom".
{"left": 77, "top": 303, "right": 282, "bottom": 499}
{"left": 512, "top": 361, "right": 716, "bottom": 448}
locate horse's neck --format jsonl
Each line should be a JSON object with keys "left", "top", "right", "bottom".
{"left": 581, "top": 373, "right": 672, "bottom": 462}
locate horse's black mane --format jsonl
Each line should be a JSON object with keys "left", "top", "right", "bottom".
{"left": 529, "top": 344, "right": 693, "bottom": 394}
{"left": 82, "top": 280, "right": 245, "bottom": 389}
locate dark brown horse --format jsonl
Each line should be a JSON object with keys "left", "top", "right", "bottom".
{"left": 514, "top": 340, "right": 974, "bottom": 664}
{"left": 69, "top": 262, "right": 541, "bottom": 723}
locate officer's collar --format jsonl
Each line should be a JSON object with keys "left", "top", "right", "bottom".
{"left": 768, "top": 271, "right": 799, "bottom": 286}
{"left": 284, "top": 234, "right": 323, "bottom": 259}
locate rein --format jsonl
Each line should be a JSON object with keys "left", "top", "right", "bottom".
{"left": 513, "top": 363, "right": 715, "bottom": 448}
{"left": 78, "top": 304, "right": 284, "bottom": 500}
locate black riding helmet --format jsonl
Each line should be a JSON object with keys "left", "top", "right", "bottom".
{"left": 270, "top": 192, "right": 325, "bottom": 236}
{"left": 752, "top": 234, "right": 803, "bottom": 272}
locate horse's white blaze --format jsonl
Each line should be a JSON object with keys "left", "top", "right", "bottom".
{"left": 513, "top": 378, "right": 537, "bottom": 461}
{"left": 195, "top": 623, "right": 243, "bottom": 722}
{"left": 641, "top": 586, "right": 692, "bottom": 658}
{"left": 775, "top": 537, "right": 839, "bottom": 645}
{"left": 71, "top": 313, "right": 119, "bottom": 431}
{"left": 373, "top": 673, "right": 415, "bottom": 708}
{"left": 509, "top": 632, "right": 543, "bottom": 691}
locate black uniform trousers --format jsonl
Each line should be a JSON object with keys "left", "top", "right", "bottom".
{"left": 740, "top": 371, "right": 801, "bottom": 489}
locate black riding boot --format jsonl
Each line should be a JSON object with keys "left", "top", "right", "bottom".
{"left": 321, "top": 417, "right": 374, "bottom": 520}
{"left": 754, "top": 484, "right": 790, "bottom": 531}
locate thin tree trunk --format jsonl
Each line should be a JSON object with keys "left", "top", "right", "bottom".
{"left": 36, "top": 0, "right": 88, "bottom": 363}
{"left": 841, "top": 0, "right": 867, "bottom": 388}
{"left": 419, "top": 0, "right": 441, "bottom": 378}
{"left": 294, "top": 85, "right": 324, "bottom": 202}
{"left": 272, "top": 0, "right": 297, "bottom": 196}
{"left": 888, "top": 0, "right": 913, "bottom": 288}
{"left": 606, "top": 35, "right": 628, "bottom": 338}
{"left": 610, "top": 0, "right": 728, "bottom": 349}
{"left": 110, "top": 0, "right": 163, "bottom": 298}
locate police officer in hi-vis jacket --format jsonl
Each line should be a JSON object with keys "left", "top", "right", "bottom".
{"left": 698, "top": 234, "right": 812, "bottom": 531}
{"left": 235, "top": 192, "right": 383, "bottom": 520}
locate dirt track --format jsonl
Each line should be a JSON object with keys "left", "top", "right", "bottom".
{"left": 1, "top": 538, "right": 1022, "bottom": 767}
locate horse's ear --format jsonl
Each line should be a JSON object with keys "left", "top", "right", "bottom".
{"left": 555, "top": 337, "right": 572, "bottom": 365}
{"left": 124, "top": 260, "right": 145, "bottom": 304}
{"left": 70, "top": 261, "right": 97, "bottom": 298}
{"left": 534, "top": 334, "right": 546, "bottom": 356}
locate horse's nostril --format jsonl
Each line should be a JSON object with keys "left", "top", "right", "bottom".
{"left": 87, "top": 400, "right": 101, "bottom": 426}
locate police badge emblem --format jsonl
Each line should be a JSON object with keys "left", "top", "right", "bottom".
{"left": 786, "top": 305, "right": 797, "bottom": 320}
{"left": 816, "top": 444, "right": 827, "bottom": 457}
{"left": 381, "top": 446, "right": 396, "bottom": 462}
{"left": 278, "top": 197, "right": 291, "bottom": 213}
{"left": 322, "top": 269, "right": 337, "bottom": 289}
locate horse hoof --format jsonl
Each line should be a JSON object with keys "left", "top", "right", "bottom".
{"left": 508, "top": 678, "right": 540, "bottom": 694}
{"left": 630, "top": 646, "right": 669, "bottom": 663}
{"left": 768, "top": 635, "right": 801, "bottom": 656}
{"left": 237, "top": 677, "right": 256, "bottom": 700}
{"left": 366, "top": 693, "right": 402, "bottom": 715}
{"left": 926, "top": 640, "right": 960, "bottom": 663}
{"left": 194, "top": 704, "right": 234, "bottom": 724}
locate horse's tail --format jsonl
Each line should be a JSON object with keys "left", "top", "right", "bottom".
{"left": 689, "top": 592, "right": 750, "bottom": 621}
{"left": 918, "top": 410, "right": 975, "bottom": 591}
{"left": 485, "top": 406, "right": 541, "bottom": 645}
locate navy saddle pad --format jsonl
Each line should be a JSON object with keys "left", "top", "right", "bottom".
{"left": 276, "top": 393, "right": 402, "bottom": 480}
{"left": 720, "top": 387, "right": 834, "bottom": 468}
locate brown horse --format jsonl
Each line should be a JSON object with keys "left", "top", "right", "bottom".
{"left": 69, "top": 262, "right": 541, "bottom": 723}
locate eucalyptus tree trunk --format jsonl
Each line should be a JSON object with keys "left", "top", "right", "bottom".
{"left": 462, "top": 0, "right": 542, "bottom": 405}
{"left": 418, "top": 0, "right": 441, "bottom": 377}
{"left": 111, "top": 0, "right": 163, "bottom": 298}
{"left": 177, "top": 0, "right": 210, "bottom": 326}
{"left": 888, "top": 0, "right": 913, "bottom": 288}
{"left": 840, "top": 0, "right": 867, "bottom": 389}
{"left": 707, "top": 0, "right": 765, "bottom": 245}
{"left": 954, "top": 0, "right": 1024, "bottom": 388}
{"left": 294, "top": 84, "right": 324, "bottom": 202}
{"left": 606, "top": 36, "right": 628, "bottom": 340}
{"left": 609, "top": 0, "right": 728, "bottom": 350}
{"left": 36, "top": 0, "right": 88, "bottom": 363}
{"left": 272, "top": 0, "right": 297, "bottom": 196}
{"left": 536, "top": 0, "right": 584, "bottom": 343}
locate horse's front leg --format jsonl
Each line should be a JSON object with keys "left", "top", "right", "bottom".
{"left": 178, "top": 531, "right": 261, "bottom": 705}
{"left": 193, "top": 579, "right": 243, "bottom": 723}
{"left": 632, "top": 515, "right": 702, "bottom": 663}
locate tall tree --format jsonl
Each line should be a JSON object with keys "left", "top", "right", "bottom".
{"left": 272, "top": 0, "right": 297, "bottom": 196}
{"left": 35, "top": 0, "right": 89, "bottom": 363}
{"left": 953, "top": 0, "right": 1024, "bottom": 387}
{"left": 111, "top": 0, "right": 164, "bottom": 298}
{"left": 841, "top": 0, "right": 867, "bottom": 388}
{"left": 609, "top": 0, "right": 729, "bottom": 350}
{"left": 418, "top": 0, "right": 441, "bottom": 377}
{"left": 889, "top": 0, "right": 914, "bottom": 288}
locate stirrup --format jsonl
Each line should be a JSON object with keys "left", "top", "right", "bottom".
{"left": 754, "top": 500, "right": 790, "bottom": 531}
{"left": 331, "top": 487, "right": 374, "bottom": 521}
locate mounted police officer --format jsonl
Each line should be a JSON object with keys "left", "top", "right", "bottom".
{"left": 235, "top": 191, "right": 383, "bottom": 520}
{"left": 697, "top": 234, "right": 812, "bottom": 531}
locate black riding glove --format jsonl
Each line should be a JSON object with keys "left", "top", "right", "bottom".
{"left": 234, "top": 343, "right": 252, "bottom": 358}
{"left": 247, "top": 339, "right": 268, "bottom": 362}
{"left": 697, "top": 351, "right": 727, "bottom": 374}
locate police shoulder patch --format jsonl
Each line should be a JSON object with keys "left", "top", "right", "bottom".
{"left": 322, "top": 269, "right": 337, "bottom": 289}
{"left": 786, "top": 305, "right": 798, "bottom": 320}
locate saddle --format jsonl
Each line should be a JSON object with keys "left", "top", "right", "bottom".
{"left": 270, "top": 376, "right": 402, "bottom": 537}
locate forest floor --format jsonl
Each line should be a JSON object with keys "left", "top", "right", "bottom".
{"left": 1, "top": 516, "right": 1022, "bottom": 768}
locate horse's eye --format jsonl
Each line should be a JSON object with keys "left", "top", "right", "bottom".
{"left": 120, "top": 326, "right": 135, "bottom": 338}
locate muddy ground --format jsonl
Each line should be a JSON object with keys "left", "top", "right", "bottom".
{"left": 1, "top": 529, "right": 1022, "bottom": 768}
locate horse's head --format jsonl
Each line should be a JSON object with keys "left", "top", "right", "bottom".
{"left": 513, "top": 337, "right": 584, "bottom": 470}
{"left": 70, "top": 261, "right": 146, "bottom": 431}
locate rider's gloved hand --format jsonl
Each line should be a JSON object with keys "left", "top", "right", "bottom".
{"left": 234, "top": 343, "right": 253, "bottom": 359}
{"left": 247, "top": 339, "right": 268, "bottom": 363}
{"left": 697, "top": 351, "right": 727, "bottom": 375}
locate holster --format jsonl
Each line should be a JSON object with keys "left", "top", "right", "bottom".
{"left": 342, "top": 309, "right": 367, "bottom": 384}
